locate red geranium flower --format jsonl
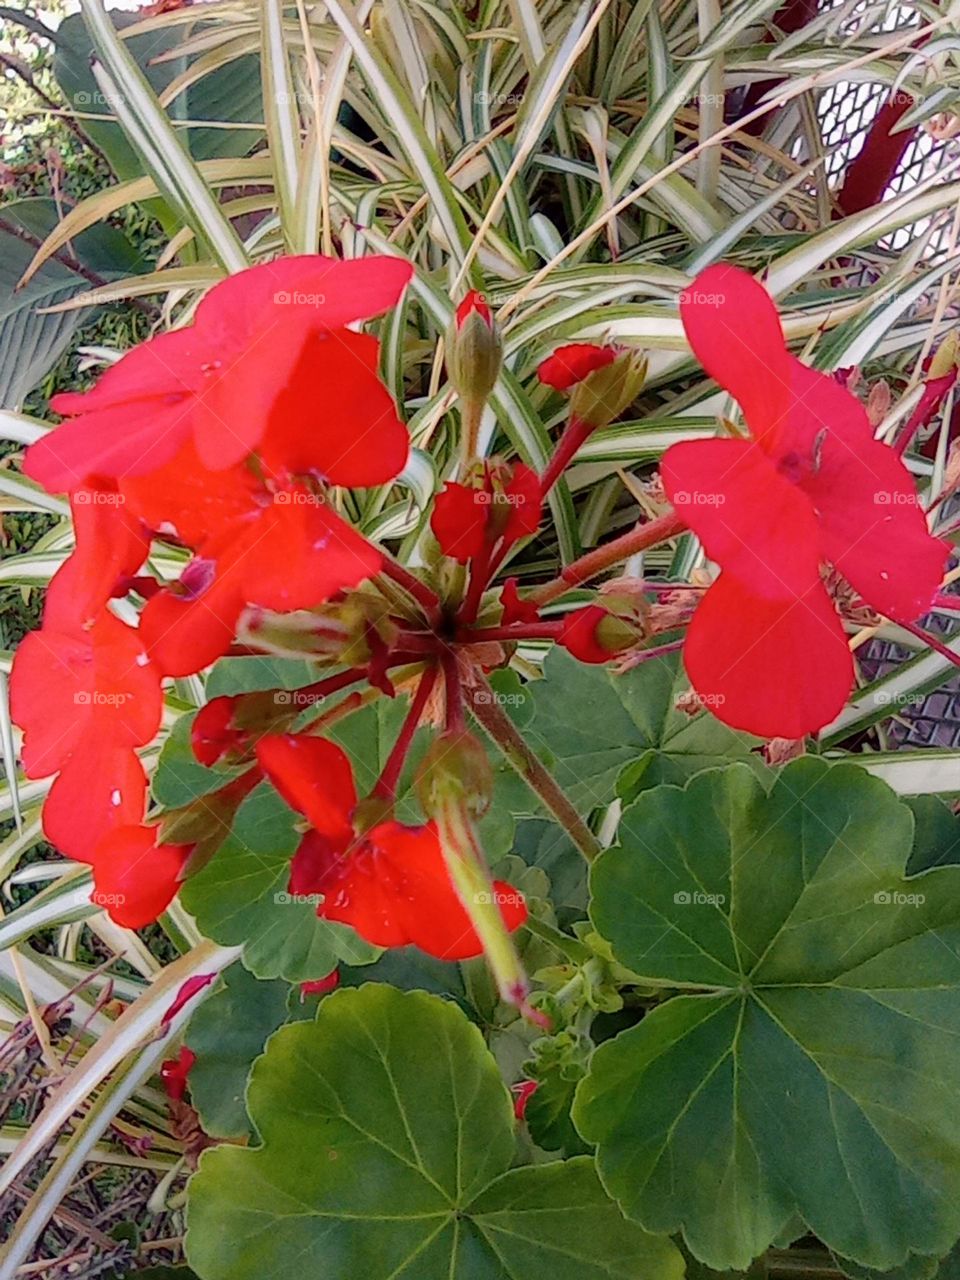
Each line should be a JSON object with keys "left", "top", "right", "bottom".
{"left": 24, "top": 254, "right": 413, "bottom": 492}
{"left": 10, "top": 612, "right": 162, "bottom": 857}
{"left": 558, "top": 605, "right": 619, "bottom": 664}
{"left": 256, "top": 733, "right": 527, "bottom": 960}
{"left": 662, "top": 263, "right": 947, "bottom": 738}
{"left": 431, "top": 462, "right": 542, "bottom": 564}
{"left": 538, "top": 343, "right": 616, "bottom": 391}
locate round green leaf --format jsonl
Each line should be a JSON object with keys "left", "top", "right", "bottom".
{"left": 575, "top": 758, "right": 960, "bottom": 1272}
{"left": 186, "top": 986, "right": 683, "bottom": 1280}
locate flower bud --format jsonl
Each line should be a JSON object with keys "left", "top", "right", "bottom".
{"left": 416, "top": 729, "right": 493, "bottom": 817}
{"left": 447, "top": 290, "right": 502, "bottom": 406}
{"left": 929, "top": 330, "right": 959, "bottom": 379}
{"left": 568, "top": 347, "right": 648, "bottom": 431}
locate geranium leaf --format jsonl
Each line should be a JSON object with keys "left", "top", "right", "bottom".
{"left": 517, "top": 649, "right": 763, "bottom": 814}
{"left": 186, "top": 986, "right": 684, "bottom": 1280}
{"left": 575, "top": 758, "right": 960, "bottom": 1271}
{"left": 179, "top": 785, "right": 379, "bottom": 982}
{"left": 185, "top": 963, "right": 307, "bottom": 1140}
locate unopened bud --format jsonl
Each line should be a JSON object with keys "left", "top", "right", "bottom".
{"left": 416, "top": 729, "right": 493, "bottom": 817}
{"left": 447, "top": 291, "right": 502, "bottom": 405}
{"left": 929, "top": 330, "right": 959, "bottom": 379}
{"left": 568, "top": 347, "right": 647, "bottom": 431}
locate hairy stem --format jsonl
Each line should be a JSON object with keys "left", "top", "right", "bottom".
{"left": 467, "top": 671, "right": 602, "bottom": 864}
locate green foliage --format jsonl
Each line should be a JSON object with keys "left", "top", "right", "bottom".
{"left": 576, "top": 760, "right": 960, "bottom": 1270}
{"left": 186, "top": 985, "right": 685, "bottom": 1280}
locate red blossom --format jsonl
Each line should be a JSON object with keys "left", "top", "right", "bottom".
{"left": 256, "top": 733, "right": 527, "bottom": 960}
{"left": 662, "top": 263, "right": 947, "bottom": 738}
{"left": 160, "top": 1046, "right": 197, "bottom": 1102}
{"left": 537, "top": 343, "right": 616, "bottom": 391}
{"left": 24, "top": 254, "right": 413, "bottom": 493}
{"left": 431, "top": 462, "right": 542, "bottom": 564}
{"left": 45, "top": 487, "right": 150, "bottom": 629}
{"left": 500, "top": 578, "right": 541, "bottom": 625}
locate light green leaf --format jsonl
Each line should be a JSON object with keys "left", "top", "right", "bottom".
{"left": 186, "top": 985, "right": 683, "bottom": 1280}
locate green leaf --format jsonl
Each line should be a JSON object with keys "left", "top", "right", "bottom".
{"left": 517, "top": 649, "right": 764, "bottom": 813}
{"left": 179, "top": 785, "right": 378, "bottom": 982}
{"left": 186, "top": 986, "right": 683, "bottom": 1280}
{"left": 905, "top": 796, "right": 960, "bottom": 874}
{"left": 185, "top": 963, "right": 306, "bottom": 1140}
{"left": 575, "top": 758, "right": 960, "bottom": 1271}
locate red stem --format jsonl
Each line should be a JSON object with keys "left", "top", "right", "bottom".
{"left": 540, "top": 417, "right": 593, "bottom": 494}
{"left": 458, "top": 540, "right": 498, "bottom": 626}
{"left": 896, "top": 617, "right": 960, "bottom": 672}
{"left": 461, "top": 621, "right": 564, "bottom": 643}
{"left": 529, "top": 510, "right": 687, "bottom": 606}
{"left": 373, "top": 665, "right": 438, "bottom": 800}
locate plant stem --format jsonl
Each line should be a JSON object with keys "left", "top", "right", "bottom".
{"left": 539, "top": 417, "right": 592, "bottom": 495}
{"left": 442, "top": 650, "right": 465, "bottom": 732}
{"left": 528, "top": 509, "right": 686, "bottom": 607}
{"left": 373, "top": 665, "right": 437, "bottom": 800}
{"left": 467, "top": 672, "right": 602, "bottom": 864}
{"left": 462, "top": 622, "right": 564, "bottom": 643}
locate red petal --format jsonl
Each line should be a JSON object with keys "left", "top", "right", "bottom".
{"left": 45, "top": 488, "right": 150, "bottom": 629}
{"left": 501, "top": 578, "right": 540, "bottom": 625}
{"left": 258, "top": 329, "right": 409, "bottom": 487}
{"left": 502, "top": 464, "right": 543, "bottom": 542}
{"left": 92, "top": 824, "right": 190, "bottom": 928}
{"left": 683, "top": 573, "right": 853, "bottom": 738}
{"left": 161, "top": 973, "right": 216, "bottom": 1031}
{"left": 679, "top": 264, "right": 792, "bottom": 450}
{"left": 192, "top": 696, "right": 243, "bottom": 766}
{"left": 661, "top": 438, "right": 820, "bottom": 600}
{"left": 256, "top": 734, "right": 356, "bottom": 839}
{"left": 456, "top": 290, "right": 492, "bottom": 328}
{"left": 431, "top": 482, "right": 488, "bottom": 562}
{"left": 538, "top": 343, "right": 616, "bottom": 391}
{"left": 44, "top": 749, "right": 148, "bottom": 862}
{"left": 140, "top": 569, "right": 242, "bottom": 678}
{"left": 160, "top": 1046, "right": 197, "bottom": 1102}
{"left": 11, "top": 615, "right": 162, "bottom": 777}
{"left": 783, "top": 359, "right": 947, "bottom": 621}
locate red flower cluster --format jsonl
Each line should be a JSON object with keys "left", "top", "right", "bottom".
{"left": 663, "top": 263, "right": 946, "bottom": 737}
{"left": 12, "top": 255, "right": 414, "bottom": 926}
